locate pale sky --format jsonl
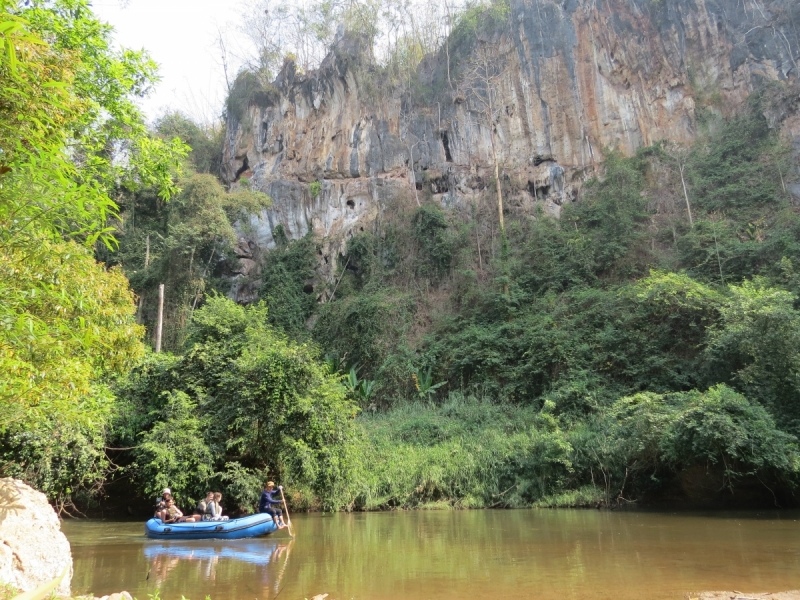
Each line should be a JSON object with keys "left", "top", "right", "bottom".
{"left": 92, "top": 0, "right": 247, "bottom": 125}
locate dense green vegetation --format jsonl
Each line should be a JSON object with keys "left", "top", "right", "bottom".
{"left": 2, "top": 0, "right": 800, "bottom": 514}
{"left": 0, "top": 0, "right": 185, "bottom": 508}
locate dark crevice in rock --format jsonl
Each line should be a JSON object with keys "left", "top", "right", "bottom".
{"left": 528, "top": 180, "right": 550, "bottom": 199}
{"left": 234, "top": 156, "right": 250, "bottom": 181}
{"left": 441, "top": 130, "right": 453, "bottom": 162}
{"left": 430, "top": 174, "right": 450, "bottom": 194}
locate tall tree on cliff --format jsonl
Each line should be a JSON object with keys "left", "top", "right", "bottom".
{"left": 462, "top": 40, "right": 509, "bottom": 292}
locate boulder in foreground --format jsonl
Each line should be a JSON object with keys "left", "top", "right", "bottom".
{"left": 0, "top": 478, "right": 72, "bottom": 596}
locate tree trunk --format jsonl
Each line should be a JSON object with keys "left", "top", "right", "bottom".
{"left": 678, "top": 162, "right": 693, "bottom": 228}
{"left": 155, "top": 283, "right": 164, "bottom": 353}
{"left": 493, "top": 154, "right": 504, "bottom": 233}
{"left": 444, "top": 0, "right": 453, "bottom": 89}
{"left": 487, "top": 100, "right": 504, "bottom": 236}
{"left": 409, "top": 143, "right": 420, "bottom": 206}
{"left": 488, "top": 113, "right": 508, "bottom": 295}
{"left": 476, "top": 222, "right": 483, "bottom": 273}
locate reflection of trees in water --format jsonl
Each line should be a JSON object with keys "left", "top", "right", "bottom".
{"left": 144, "top": 539, "right": 293, "bottom": 599}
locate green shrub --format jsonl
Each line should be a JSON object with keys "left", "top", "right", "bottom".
{"left": 225, "top": 70, "right": 280, "bottom": 122}
{"left": 354, "top": 394, "right": 572, "bottom": 509}
{"left": 154, "top": 111, "right": 224, "bottom": 174}
{"left": 560, "top": 384, "right": 800, "bottom": 505}
{"left": 314, "top": 287, "right": 415, "bottom": 383}
{"left": 704, "top": 280, "right": 800, "bottom": 433}
{"left": 688, "top": 109, "right": 785, "bottom": 214}
{"left": 412, "top": 203, "right": 456, "bottom": 278}
{"left": 259, "top": 233, "right": 318, "bottom": 338}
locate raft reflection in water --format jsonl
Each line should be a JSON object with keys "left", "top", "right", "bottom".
{"left": 144, "top": 538, "right": 292, "bottom": 598}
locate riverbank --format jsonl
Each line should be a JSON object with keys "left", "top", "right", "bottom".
{"left": 5, "top": 589, "right": 800, "bottom": 600}
{"left": 0, "top": 586, "right": 133, "bottom": 600}
{"left": 92, "top": 395, "right": 795, "bottom": 520}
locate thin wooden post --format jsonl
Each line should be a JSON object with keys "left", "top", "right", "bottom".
{"left": 155, "top": 283, "right": 164, "bottom": 353}
{"left": 136, "top": 234, "right": 150, "bottom": 322}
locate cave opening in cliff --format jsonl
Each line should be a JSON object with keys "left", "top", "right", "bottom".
{"left": 440, "top": 131, "right": 453, "bottom": 162}
{"left": 234, "top": 156, "right": 250, "bottom": 181}
{"left": 528, "top": 181, "right": 550, "bottom": 200}
{"left": 430, "top": 175, "right": 450, "bottom": 194}
{"left": 346, "top": 199, "right": 355, "bottom": 209}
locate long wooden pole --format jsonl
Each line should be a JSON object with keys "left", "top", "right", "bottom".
{"left": 135, "top": 234, "right": 150, "bottom": 323}
{"left": 279, "top": 486, "right": 294, "bottom": 537}
{"left": 155, "top": 283, "right": 164, "bottom": 353}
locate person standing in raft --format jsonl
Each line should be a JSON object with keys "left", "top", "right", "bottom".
{"left": 259, "top": 481, "right": 287, "bottom": 529}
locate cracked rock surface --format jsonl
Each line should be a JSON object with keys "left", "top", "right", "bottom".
{"left": 0, "top": 478, "right": 72, "bottom": 597}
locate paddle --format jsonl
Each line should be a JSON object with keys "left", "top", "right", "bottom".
{"left": 278, "top": 485, "right": 295, "bottom": 537}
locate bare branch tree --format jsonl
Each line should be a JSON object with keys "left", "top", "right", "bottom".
{"left": 216, "top": 28, "right": 233, "bottom": 94}
{"left": 443, "top": 0, "right": 454, "bottom": 89}
{"left": 662, "top": 142, "right": 694, "bottom": 228}
{"left": 461, "top": 41, "right": 506, "bottom": 238}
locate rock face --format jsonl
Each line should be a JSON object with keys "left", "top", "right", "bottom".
{"left": 222, "top": 0, "right": 800, "bottom": 300}
{"left": 0, "top": 478, "right": 72, "bottom": 596}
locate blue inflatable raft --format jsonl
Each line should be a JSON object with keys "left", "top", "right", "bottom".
{"left": 145, "top": 514, "right": 278, "bottom": 540}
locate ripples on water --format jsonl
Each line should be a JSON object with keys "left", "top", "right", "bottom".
{"left": 63, "top": 509, "right": 800, "bottom": 600}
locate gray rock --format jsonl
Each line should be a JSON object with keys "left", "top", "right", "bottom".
{"left": 0, "top": 478, "right": 72, "bottom": 596}
{"left": 82, "top": 592, "right": 135, "bottom": 600}
{"left": 100, "top": 592, "right": 134, "bottom": 600}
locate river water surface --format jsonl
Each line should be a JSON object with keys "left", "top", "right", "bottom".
{"left": 63, "top": 510, "right": 800, "bottom": 600}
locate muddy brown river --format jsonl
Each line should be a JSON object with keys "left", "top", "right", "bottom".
{"left": 62, "top": 509, "right": 800, "bottom": 600}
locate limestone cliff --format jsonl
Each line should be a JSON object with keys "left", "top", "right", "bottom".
{"left": 222, "top": 0, "right": 800, "bottom": 302}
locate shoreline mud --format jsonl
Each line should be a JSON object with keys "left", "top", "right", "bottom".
{"left": 693, "top": 593, "right": 800, "bottom": 600}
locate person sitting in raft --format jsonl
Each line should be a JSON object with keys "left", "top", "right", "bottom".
{"left": 194, "top": 492, "right": 214, "bottom": 521}
{"left": 258, "top": 481, "right": 287, "bottom": 529}
{"left": 154, "top": 488, "right": 171, "bottom": 521}
{"left": 208, "top": 492, "right": 229, "bottom": 521}
{"left": 202, "top": 492, "right": 217, "bottom": 521}
{"left": 163, "top": 497, "right": 197, "bottom": 523}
